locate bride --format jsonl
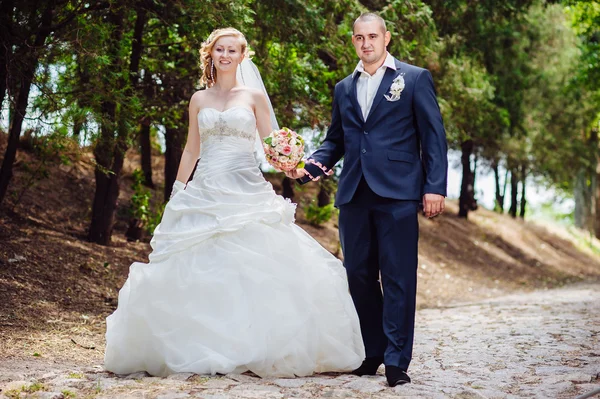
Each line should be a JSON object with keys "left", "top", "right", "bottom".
{"left": 104, "top": 27, "right": 365, "bottom": 378}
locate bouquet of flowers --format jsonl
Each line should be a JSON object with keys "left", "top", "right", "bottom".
{"left": 262, "top": 127, "right": 305, "bottom": 172}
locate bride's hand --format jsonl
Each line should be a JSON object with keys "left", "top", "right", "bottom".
{"left": 285, "top": 168, "right": 307, "bottom": 179}
{"left": 170, "top": 180, "right": 186, "bottom": 199}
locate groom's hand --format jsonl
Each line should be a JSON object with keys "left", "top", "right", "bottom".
{"left": 422, "top": 194, "right": 445, "bottom": 218}
{"left": 285, "top": 168, "right": 307, "bottom": 180}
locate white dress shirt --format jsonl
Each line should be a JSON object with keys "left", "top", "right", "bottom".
{"left": 353, "top": 52, "right": 397, "bottom": 120}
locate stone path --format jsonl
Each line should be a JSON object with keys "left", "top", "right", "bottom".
{"left": 1, "top": 284, "right": 598, "bottom": 399}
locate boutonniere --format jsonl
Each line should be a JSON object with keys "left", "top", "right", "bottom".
{"left": 384, "top": 73, "right": 405, "bottom": 102}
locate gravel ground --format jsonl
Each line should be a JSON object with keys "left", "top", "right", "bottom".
{"left": 1, "top": 283, "right": 598, "bottom": 399}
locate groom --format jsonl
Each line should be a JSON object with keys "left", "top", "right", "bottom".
{"left": 287, "top": 12, "right": 448, "bottom": 386}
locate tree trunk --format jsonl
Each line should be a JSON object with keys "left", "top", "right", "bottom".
{"left": 574, "top": 168, "right": 589, "bottom": 229}
{"left": 472, "top": 152, "right": 478, "bottom": 190}
{"left": 88, "top": 3, "right": 143, "bottom": 244}
{"left": 508, "top": 168, "right": 519, "bottom": 218}
{"left": 0, "top": 2, "right": 53, "bottom": 207}
{"left": 72, "top": 118, "right": 83, "bottom": 137}
{"left": 519, "top": 165, "right": 527, "bottom": 219}
{"left": 88, "top": 138, "right": 128, "bottom": 245}
{"left": 129, "top": 2, "right": 146, "bottom": 87}
{"left": 281, "top": 177, "right": 295, "bottom": 201}
{"left": 595, "top": 160, "right": 600, "bottom": 239}
{"left": 163, "top": 125, "right": 186, "bottom": 202}
{"left": 590, "top": 127, "right": 600, "bottom": 238}
{"left": 89, "top": 99, "right": 120, "bottom": 244}
{"left": 0, "top": 0, "right": 14, "bottom": 114}
{"left": 140, "top": 71, "right": 154, "bottom": 188}
{"left": 317, "top": 181, "right": 331, "bottom": 207}
{"left": 492, "top": 160, "right": 505, "bottom": 212}
{"left": 458, "top": 140, "right": 475, "bottom": 218}
{"left": 139, "top": 119, "right": 154, "bottom": 188}
{"left": 73, "top": 58, "right": 91, "bottom": 137}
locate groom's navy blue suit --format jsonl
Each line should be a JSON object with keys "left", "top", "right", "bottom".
{"left": 300, "top": 57, "right": 447, "bottom": 371}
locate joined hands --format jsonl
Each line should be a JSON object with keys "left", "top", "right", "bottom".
{"left": 284, "top": 168, "right": 308, "bottom": 180}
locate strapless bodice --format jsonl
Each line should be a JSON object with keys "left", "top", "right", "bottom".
{"left": 197, "top": 106, "right": 257, "bottom": 155}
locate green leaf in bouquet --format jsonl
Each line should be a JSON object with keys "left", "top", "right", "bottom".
{"left": 264, "top": 137, "right": 272, "bottom": 145}
{"left": 297, "top": 160, "right": 305, "bottom": 169}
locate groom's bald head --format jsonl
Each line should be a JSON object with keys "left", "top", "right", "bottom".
{"left": 353, "top": 12, "right": 387, "bottom": 34}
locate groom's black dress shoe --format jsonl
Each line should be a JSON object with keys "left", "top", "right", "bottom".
{"left": 351, "top": 356, "right": 383, "bottom": 376}
{"left": 385, "top": 365, "right": 411, "bottom": 387}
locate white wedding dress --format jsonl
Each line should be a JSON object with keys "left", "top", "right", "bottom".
{"left": 104, "top": 106, "right": 365, "bottom": 378}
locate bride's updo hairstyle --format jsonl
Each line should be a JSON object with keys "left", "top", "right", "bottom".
{"left": 199, "top": 28, "right": 249, "bottom": 88}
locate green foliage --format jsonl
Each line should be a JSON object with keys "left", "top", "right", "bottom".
{"left": 523, "top": 3, "right": 597, "bottom": 191}
{"left": 129, "top": 169, "right": 151, "bottom": 226}
{"left": 12, "top": 0, "right": 600, "bottom": 233}
{"left": 61, "top": 390, "right": 77, "bottom": 398}
{"left": 22, "top": 382, "right": 45, "bottom": 393}
{"left": 304, "top": 201, "right": 336, "bottom": 226}
{"left": 566, "top": 1, "right": 600, "bottom": 90}
{"left": 381, "top": 0, "right": 438, "bottom": 65}
{"left": 146, "top": 202, "right": 166, "bottom": 236}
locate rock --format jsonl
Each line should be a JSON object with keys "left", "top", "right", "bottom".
{"left": 272, "top": 378, "right": 308, "bottom": 388}
{"left": 307, "top": 377, "right": 346, "bottom": 387}
{"left": 534, "top": 366, "right": 573, "bottom": 376}
{"left": 39, "top": 372, "right": 58, "bottom": 381}
{"left": 535, "top": 381, "right": 575, "bottom": 398}
{"left": 452, "top": 388, "right": 489, "bottom": 399}
{"left": 35, "top": 393, "right": 65, "bottom": 399}
{"left": 475, "top": 389, "right": 512, "bottom": 399}
{"left": 225, "top": 373, "right": 261, "bottom": 383}
{"left": 196, "top": 394, "right": 231, "bottom": 399}
{"left": 8, "top": 255, "right": 26, "bottom": 263}
{"left": 0, "top": 374, "right": 26, "bottom": 383}
{"left": 166, "top": 372, "right": 195, "bottom": 381}
{"left": 141, "top": 376, "right": 164, "bottom": 384}
{"left": 51, "top": 378, "right": 88, "bottom": 389}
{"left": 194, "top": 377, "right": 239, "bottom": 389}
{"left": 118, "top": 371, "right": 150, "bottom": 380}
{"left": 319, "top": 388, "right": 357, "bottom": 398}
{"left": 565, "top": 373, "right": 593, "bottom": 383}
{"left": 342, "top": 378, "right": 385, "bottom": 393}
{"left": 2, "top": 380, "right": 29, "bottom": 391}
{"left": 228, "top": 383, "right": 283, "bottom": 398}
{"left": 155, "top": 391, "right": 190, "bottom": 399}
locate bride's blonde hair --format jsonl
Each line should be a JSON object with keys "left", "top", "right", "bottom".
{"left": 199, "top": 28, "right": 250, "bottom": 88}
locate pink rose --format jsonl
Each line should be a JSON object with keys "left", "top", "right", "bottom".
{"left": 282, "top": 145, "right": 292, "bottom": 156}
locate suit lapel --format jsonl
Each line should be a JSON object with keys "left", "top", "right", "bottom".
{"left": 348, "top": 72, "right": 364, "bottom": 124}
{"left": 366, "top": 67, "right": 397, "bottom": 122}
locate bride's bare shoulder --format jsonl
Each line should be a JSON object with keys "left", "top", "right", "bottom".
{"left": 190, "top": 89, "right": 209, "bottom": 104}
{"left": 190, "top": 89, "right": 216, "bottom": 112}
{"left": 238, "top": 86, "right": 267, "bottom": 104}
{"left": 239, "top": 86, "right": 263, "bottom": 96}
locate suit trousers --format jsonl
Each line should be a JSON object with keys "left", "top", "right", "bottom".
{"left": 338, "top": 176, "right": 419, "bottom": 370}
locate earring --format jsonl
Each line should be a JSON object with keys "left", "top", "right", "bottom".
{"left": 210, "top": 59, "right": 215, "bottom": 83}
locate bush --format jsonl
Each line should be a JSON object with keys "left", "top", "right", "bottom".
{"left": 130, "top": 169, "right": 151, "bottom": 224}
{"left": 146, "top": 202, "right": 166, "bottom": 236}
{"left": 126, "top": 169, "right": 151, "bottom": 241}
{"left": 304, "top": 201, "right": 336, "bottom": 226}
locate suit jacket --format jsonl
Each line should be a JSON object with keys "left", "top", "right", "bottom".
{"left": 301, "top": 57, "right": 448, "bottom": 207}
